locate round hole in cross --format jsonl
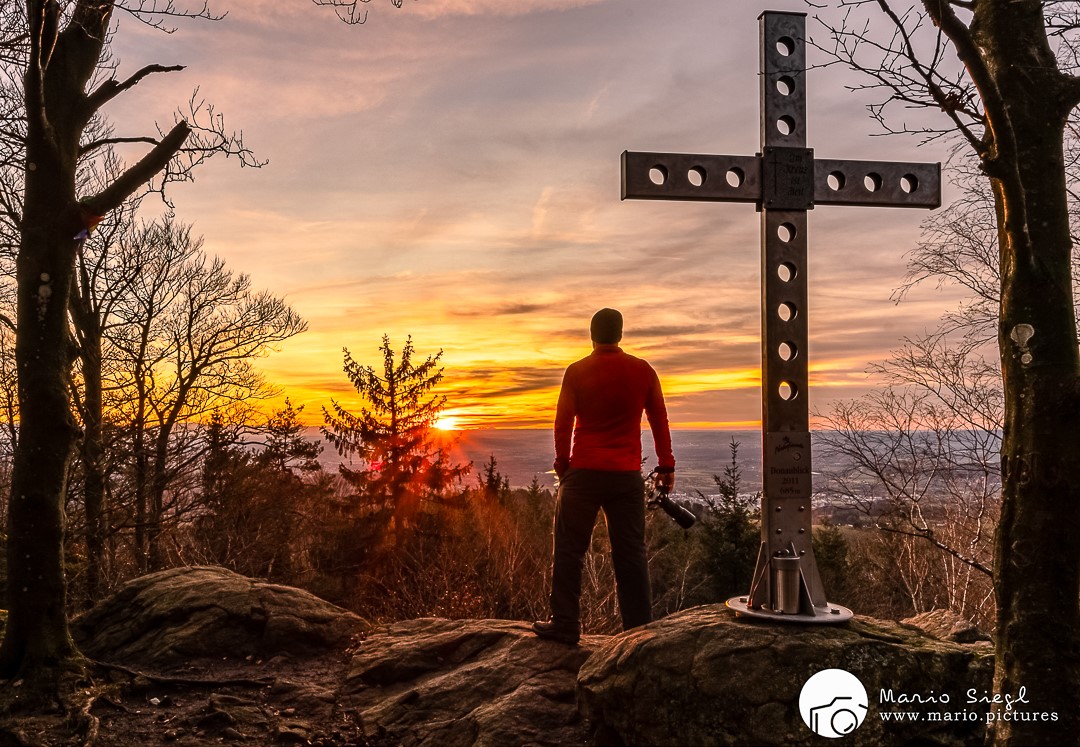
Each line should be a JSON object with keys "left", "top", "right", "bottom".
{"left": 777, "top": 223, "right": 797, "bottom": 242}
{"left": 779, "top": 381, "right": 799, "bottom": 401}
{"left": 688, "top": 166, "right": 706, "bottom": 187}
{"left": 777, "top": 116, "right": 796, "bottom": 136}
{"left": 900, "top": 174, "right": 919, "bottom": 193}
{"left": 777, "top": 262, "right": 798, "bottom": 282}
{"left": 726, "top": 167, "right": 745, "bottom": 188}
{"left": 827, "top": 171, "right": 846, "bottom": 191}
{"left": 864, "top": 172, "right": 883, "bottom": 192}
{"left": 776, "top": 36, "right": 795, "bottom": 56}
{"left": 779, "top": 341, "right": 798, "bottom": 361}
{"left": 649, "top": 166, "right": 668, "bottom": 186}
{"left": 776, "top": 76, "right": 795, "bottom": 96}
{"left": 778, "top": 302, "right": 797, "bottom": 322}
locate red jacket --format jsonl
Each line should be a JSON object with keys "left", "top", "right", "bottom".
{"left": 554, "top": 345, "right": 675, "bottom": 472}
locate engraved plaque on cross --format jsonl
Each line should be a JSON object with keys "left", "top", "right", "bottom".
{"left": 621, "top": 11, "right": 941, "bottom": 622}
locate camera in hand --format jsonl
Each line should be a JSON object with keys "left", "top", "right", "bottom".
{"left": 646, "top": 470, "right": 696, "bottom": 529}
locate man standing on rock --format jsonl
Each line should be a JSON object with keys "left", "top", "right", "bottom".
{"left": 533, "top": 308, "right": 676, "bottom": 644}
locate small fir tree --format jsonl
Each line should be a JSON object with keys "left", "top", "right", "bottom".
{"left": 194, "top": 401, "right": 328, "bottom": 582}
{"left": 322, "top": 336, "right": 468, "bottom": 546}
{"left": 263, "top": 398, "right": 322, "bottom": 474}
{"left": 698, "top": 438, "right": 760, "bottom": 601}
{"left": 812, "top": 521, "right": 851, "bottom": 604}
{"left": 480, "top": 454, "right": 511, "bottom": 504}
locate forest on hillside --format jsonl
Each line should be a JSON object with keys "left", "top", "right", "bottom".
{"left": 0, "top": 367, "right": 998, "bottom": 635}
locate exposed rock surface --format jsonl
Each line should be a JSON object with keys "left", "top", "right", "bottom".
{"left": 62, "top": 567, "right": 598, "bottom": 746}
{"left": 343, "top": 618, "right": 603, "bottom": 746}
{"left": 73, "top": 565, "right": 367, "bottom": 666}
{"left": 44, "top": 568, "right": 997, "bottom": 747}
{"left": 577, "top": 605, "right": 994, "bottom": 747}
{"left": 902, "top": 609, "right": 993, "bottom": 645}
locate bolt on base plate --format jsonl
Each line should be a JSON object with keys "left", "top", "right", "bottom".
{"left": 725, "top": 596, "right": 854, "bottom": 624}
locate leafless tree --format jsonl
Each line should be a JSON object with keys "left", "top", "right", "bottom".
{"left": 100, "top": 221, "right": 306, "bottom": 570}
{"left": 66, "top": 153, "right": 146, "bottom": 601}
{"left": 0, "top": 0, "right": 250, "bottom": 681}
{"left": 313, "top": 0, "right": 407, "bottom": 25}
{"left": 817, "top": 359, "right": 1000, "bottom": 629}
{"left": 814, "top": 3, "right": 1080, "bottom": 741}
{"left": 2, "top": 0, "right": 193, "bottom": 682}
{"left": 0, "top": 0, "right": 406, "bottom": 687}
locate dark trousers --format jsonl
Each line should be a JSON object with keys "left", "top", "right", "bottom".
{"left": 550, "top": 468, "right": 651, "bottom": 631}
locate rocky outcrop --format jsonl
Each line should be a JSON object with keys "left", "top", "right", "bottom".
{"left": 342, "top": 618, "right": 605, "bottom": 746}
{"left": 577, "top": 605, "right": 994, "bottom": 747}
{"left": 902, "top": 609, "right": 993, "bottom": 645}
{"left": 67, "top": 568, "right": 997, "bottom": 746}
{"left": 73, "top": 565, "right": 367, "bottom": 666}
{"left": 71, "top": 567, "right": 599, "bottom": 746}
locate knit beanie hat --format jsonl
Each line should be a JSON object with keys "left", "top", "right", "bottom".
{"left": 590, "top": 308, "right": 623, "bottom": 344}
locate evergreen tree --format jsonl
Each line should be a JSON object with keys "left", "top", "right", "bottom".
{"left": 526, "top": 475, "right": 545, "bottom": 502}
{"left": 263, "top": 398, "right": 322, "bottom": 475}
{"left": 195, "top": 401, "right": 328, "bottom": 582}
{"left": 698, "top": 439, "right": 760, "bottom": 602}
{"left": 521, "top": 475, "right": 554, "bottom": 532}
{"left": 812, "top": 522, "right": 851, "bottom": 604}
{"left": 200, "top": 411, "right": 235, "bottom": 507}
{"left": 480, "top": 454, "right": 511, "bottom": 504}
{"left": 322, "top": 336, "right": 468, "bottom": 546}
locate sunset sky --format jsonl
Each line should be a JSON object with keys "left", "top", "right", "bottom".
{"left": 108, "top": 0, "right": 964, "bottom": 429}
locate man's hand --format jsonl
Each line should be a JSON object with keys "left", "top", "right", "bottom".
{"left": 554, "top": 458, "right": 570, "bottom": 480}
{"left": 653, "top": 467, "right": 675, "bottom": 493}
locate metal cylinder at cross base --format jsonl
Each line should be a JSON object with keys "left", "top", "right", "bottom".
{"left": 773, "top": 556, "right": 802, "bottom": 614}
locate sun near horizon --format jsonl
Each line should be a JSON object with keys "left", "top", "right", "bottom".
{"left": 258, "top": 347, "right": 867, "bottom": 432}
{"left": 154, "top": 0, "right": 954, "bottom": 438}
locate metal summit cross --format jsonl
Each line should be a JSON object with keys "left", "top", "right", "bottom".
{"left": 621, "top": 11, "right": 940, "bottom": 622}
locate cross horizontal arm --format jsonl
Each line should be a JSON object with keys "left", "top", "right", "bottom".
{"left": 622, "top": 150, "right": 941, "bottom": 209}
{"left": 814, "top": 158, "right": 940, "bottom": 208}
{"left": 621, "top": 151, "right": 761, "bottom": 203}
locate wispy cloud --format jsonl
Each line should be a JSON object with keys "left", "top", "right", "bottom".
{"left": 112, "top": 0, "right": 957, "bottom": 429}
{"left": 410, "top": 0, "right": 607, "bottom": 19}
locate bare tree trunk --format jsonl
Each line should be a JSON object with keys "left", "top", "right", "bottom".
{"left": 0, "top": 151, "right": 81, "bottom": 678}
{"left": 147, "top": 422, "right": 173, "bottom": 570}
{"left": 990, "top": 130, "right": 1080, "bottom": 744}
{"left": 1, "top": 0, "right": 188, "bottom": 680}
{"left": 80, "top": 325, "right": 106, "bottom": 600}
{"left": 837, "top": 2, "right": 1080, "bottom": 741}
{"left": 972, "top": 7, "right": 1080, "bottom": 744}
{"left": 70, "top": 275, "right": 107, "bottom": 602}
{"left": 0, "top": 0, "right": 88, "bottom": 678}
{"left": 132, "top": 410, "right": 149, "bottom": 573}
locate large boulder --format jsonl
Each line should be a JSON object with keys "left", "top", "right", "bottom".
{"left": 65, "top": 569, "right": 1000, "bottom": 747}
{"left": 343, "top": 618, "right": 604, "bottom": 746}
{"left": 577, "top": 605, "right": 994, "bottom": 747}
{"left": 901, "top": 609, "right": 992, "bottom": 645}
{"left": 73, "top": 565, "right": 367, "bottom": 666}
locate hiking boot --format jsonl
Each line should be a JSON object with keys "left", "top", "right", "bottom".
{"left": 531, "top": 619, "right": 580, "bottom": 645}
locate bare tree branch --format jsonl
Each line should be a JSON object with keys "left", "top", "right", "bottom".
{"left": 85, "top": 63, "right": 185, "bottom": 114}
{"left": 115, "top": 0, "right": 225, "bottom": 34}
{"left": 313, "top": 0, "right": 406, "bottom": 25}
{"left": 82, "top": 119, "right": 190, "bottom": 216}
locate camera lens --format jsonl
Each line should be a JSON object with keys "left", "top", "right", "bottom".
{"left": 831, "top": 709, "right": 859, "bottom": 735}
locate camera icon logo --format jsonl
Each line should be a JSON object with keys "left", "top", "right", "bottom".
{"left": 799, "top": 669, "right": 869, "bottom": 738}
